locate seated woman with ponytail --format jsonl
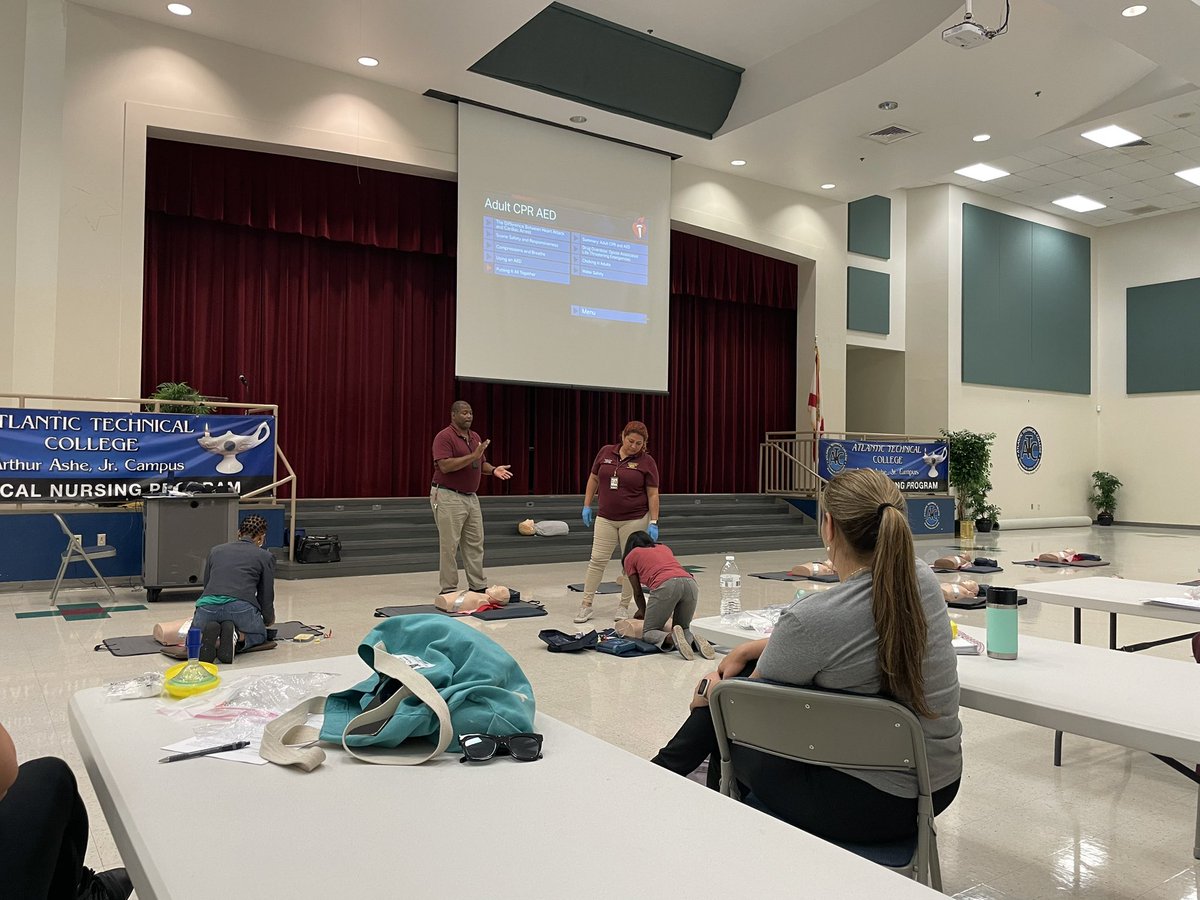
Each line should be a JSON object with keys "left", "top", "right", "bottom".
{"left": 651, "top": 468, "right": 962, "bottom": 844}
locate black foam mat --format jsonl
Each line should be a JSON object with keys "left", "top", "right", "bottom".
{"left": 567, "top": 582, "right": 621, "bottom": 593}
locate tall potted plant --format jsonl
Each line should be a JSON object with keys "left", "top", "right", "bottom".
{"left": 941, "top": 429, "right": 997, "bottom": 539}
{"left": 1089, "top": 471, "right": 1122, "bottom": 526}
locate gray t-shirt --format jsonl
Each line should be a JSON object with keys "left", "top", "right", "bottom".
{"left": 756, "top": 561, "right": 962, "bottom": 798}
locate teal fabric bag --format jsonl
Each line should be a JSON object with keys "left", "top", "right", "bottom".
{"left": 261, "top": 615, "right": 535, "bottom": 770}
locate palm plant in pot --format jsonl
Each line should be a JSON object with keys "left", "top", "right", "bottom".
{"left": 941, "top": 428, "right": 997, "bottom": 539}
{"left": 1089, "top": 471, "right": 1122, "bottom": 526}
{"left": 144, "top": 381, "right": 213, "bottom": 415}
{"left": 975, "top": 501, "right": 1001, "bottom": 533}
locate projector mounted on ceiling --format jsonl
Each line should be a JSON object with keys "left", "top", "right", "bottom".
{"left": 942, "top": 0, "right": 1010, "bottom": 49}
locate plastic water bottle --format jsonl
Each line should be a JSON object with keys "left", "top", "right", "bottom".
{"left": 720, "top": 555, "right": 742, "bottom": 623}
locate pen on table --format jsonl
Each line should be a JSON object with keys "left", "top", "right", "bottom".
{"left": 158, "top": 740, "right": 250, "bottom": 763}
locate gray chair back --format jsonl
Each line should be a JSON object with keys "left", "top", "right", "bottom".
{"left": 708, "top": 678, "right": 941, "bottom": 889}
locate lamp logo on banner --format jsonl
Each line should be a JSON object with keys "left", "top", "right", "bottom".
{"left": 1015, "top": 426, "right": 1042, "bottom": 474}
{"left": 817, "top": 439, "right": 949, "bottom": 492}
{"left": 0, "top": 408, "right": 275, "bottom": 502}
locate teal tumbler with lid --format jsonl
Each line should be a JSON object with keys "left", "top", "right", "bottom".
{"left": 985, "top": 586, "right": 1019, "bottom": 660}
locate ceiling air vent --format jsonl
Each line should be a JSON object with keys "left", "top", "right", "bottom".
{"left": 1124, "top": 204, "right": 1162, "bottom": 216}
{"left": 862, "top": 124, "right": 920, "bottom": 145}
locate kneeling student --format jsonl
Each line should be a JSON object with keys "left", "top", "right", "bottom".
{"left": 622, "top": 532, "right": 712, "bottom": 660}
{"left": 192, "top": 515, "right": 275, "bottom": 664}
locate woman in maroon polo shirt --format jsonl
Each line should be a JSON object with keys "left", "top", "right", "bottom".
{"left": 574, "top": 421, "right": 661, "bottom": 623}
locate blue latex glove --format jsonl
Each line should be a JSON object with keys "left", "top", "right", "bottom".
{"left": 648, "top": 522, "right": 659, "bottom": 541}
{"left": 582, "top": 506, "right": 595, "bottom": 527}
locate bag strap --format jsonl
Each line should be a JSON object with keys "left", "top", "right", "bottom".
{"left": 339, "top": 642, "right": 453, "bottom": 766}
{"left": 259, "top": 641, "right": 454, "bottom": 771}
{"left": 260, "top": 696, "right": 328, "bottom": 772}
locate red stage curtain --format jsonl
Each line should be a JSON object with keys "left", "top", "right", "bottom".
{"left": 142, "top": 140, "right": 796, "bottom": 498}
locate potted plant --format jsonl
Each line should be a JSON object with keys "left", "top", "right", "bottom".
{"left": 940, "top": 429, "right": 997, "bottom": 539}
{"left": 145, "top": 381, "right": 213, "bottom": 415}
{"left": 975, "top": 501, "right": 1001, "bottom": 533}
{"left": 1089, "top": 471, "right": 1122, "bottom": 526}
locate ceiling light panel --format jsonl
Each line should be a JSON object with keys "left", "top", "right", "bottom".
{"left": 1053, "top": 195, "right": 1106, "bottom": 212}
{"left": 1081, "top": 124, "right": 1143, "bottom": 147}
{"left": 1176, "top": 167, "right": 1200, "bottom": 186}
{"left": 955, "top": 163, "right": 1009, "bottom": 182}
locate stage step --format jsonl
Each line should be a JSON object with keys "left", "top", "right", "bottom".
{"left": 276, "top": 493, "right": 820, "bottom": 580}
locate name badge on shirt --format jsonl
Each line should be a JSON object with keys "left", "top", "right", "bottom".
{"left": 609, "top": 475, "right": 619, "bottom": 490}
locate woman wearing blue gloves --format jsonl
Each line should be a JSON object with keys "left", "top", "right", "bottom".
{"left": 574, "top": 421, "right": 661, "bottom": 623}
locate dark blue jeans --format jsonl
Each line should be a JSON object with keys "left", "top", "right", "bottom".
{"left": 192, "top": 599, "right": 267, "bottom": 649}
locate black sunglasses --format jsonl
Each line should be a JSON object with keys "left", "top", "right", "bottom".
{"left": 458, "top": 732, "right": 544, "bottom": 763}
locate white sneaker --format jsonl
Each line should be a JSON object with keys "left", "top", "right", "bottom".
{"left": 672, "top": 625, "right": 695, "bottom": 661}
{"left": 573, "top": 604, "right": 594, "bottom": 624}
{"left": 614, "top": 601, "right": 632, "bottom": 620}
{"left": 693, "top": 633, "right": 715, "bottom": 660}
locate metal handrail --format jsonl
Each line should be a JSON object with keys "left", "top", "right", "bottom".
{"left": 0, "top": 392, "right": 298, "bottom": 562}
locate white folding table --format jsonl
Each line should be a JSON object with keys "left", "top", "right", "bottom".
{"left": 69, "top": 655, "right": 946, "bottom": 900}
{"left": 1013, "top": 576, "right": 1200, "bottom": 765}
{"left": 690, "top": 616, "right": 1200, "bottom": 858}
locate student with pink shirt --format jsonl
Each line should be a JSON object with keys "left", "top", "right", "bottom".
{"left": 622, "top": 532, "right": 713, "bottom": 661}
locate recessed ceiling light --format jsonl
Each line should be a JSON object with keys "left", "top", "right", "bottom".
{"left": 1053, "top": 195, "right": 1106, "bottom": 212}
{"left": 166, "top": 3, "right": 191, "bottom": 15}
{"left": 1121, "top": 5, "right": 1147, "bottom": 16}
{"left": 972, "top": 134, "right": 991, "bottom": 142}
{"left": 878, "top": 100, "right": 899, "bottom": 111}
{"left": 1081, "top": 124, "right": 1142, "bottom": 147}
{"left": 954, "top": 163, "right": 1009, "bottom": 182}
{"left": 357, "top": 56, "right": 379, "bottom": 67}
{"left": 1176, "top": 166, "right": 1200, "bottom": 186}
{"left": 569, "top": 115, "right": 587, "bottom": 124}
{"left": 730, "top": 159, "right": 747, "bottom": 167}
{"left": 820, "top": 183, "right": 836, "bottom": 190}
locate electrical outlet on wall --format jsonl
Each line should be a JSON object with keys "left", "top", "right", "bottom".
{"left": 97, "top": 533, "right": 106, "bottom": 545}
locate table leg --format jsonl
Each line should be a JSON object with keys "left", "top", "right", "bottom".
{"left": 1056, "top": 608, "right": 1083, "bottom": 766}
{"left": 1195, "top": 782, "right": 1199, "bottom": 860}
{"left": 1109, "top": 613, "right": 1117, "bottom": 651}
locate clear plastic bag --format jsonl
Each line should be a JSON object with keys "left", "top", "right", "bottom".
{"left": 159, "top": 671, "right": 336, "bottom": 721}
{"left": 106, "top": 672, "right": 164, "bottom": 700}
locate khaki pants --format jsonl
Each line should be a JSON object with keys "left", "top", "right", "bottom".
{"left": 430, "top": 487, "right": 486, "bottom": 593}
{"left": 580, "top": 513, "right": 650, "bottom": 607}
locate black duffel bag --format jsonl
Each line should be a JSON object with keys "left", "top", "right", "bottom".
{"left": 296, "top": 534, "right": 342, "bottom": 564}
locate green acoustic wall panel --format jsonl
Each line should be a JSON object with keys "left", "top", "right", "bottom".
{"left": 470, "top": 3, "right": 743, "bottom": 139}
{"left": 847, "top": 195, "right": 891, "bottom": 260}
{"left": 1127, "top": 276, "right": 1200, "bottom": 393}
{"left": 847, "top": 267, "right": 890, "bottom": 334}
{"left": 961, "top": 204, "right": 1090, "bottom": 394}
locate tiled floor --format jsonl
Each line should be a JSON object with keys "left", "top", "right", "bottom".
{"left": 3, "top": 524, "right": 1199, "bottom": 898}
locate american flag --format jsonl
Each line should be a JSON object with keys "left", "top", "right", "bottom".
{"left": 808, "top": 343, "right": 824, "bottom": 460}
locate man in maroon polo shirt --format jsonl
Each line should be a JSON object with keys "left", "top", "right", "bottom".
{"left": 430, "top": 401, "right": 512, "bottom": 594}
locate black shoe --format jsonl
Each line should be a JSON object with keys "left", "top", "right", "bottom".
{"left": 78, "top": 866, "right": 133, "bottom": 900}
{"left": 199, "top": 621, "right": 219, "bottom": 664}
{"left": 218, "top": 620, "right": 236, "bottom": 665}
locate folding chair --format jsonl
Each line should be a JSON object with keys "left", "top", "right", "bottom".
{"left": 708, "top": 679, "right": 942, "bottom": 890}
{"left": 50, "top": 513, "right": 117, "bottom": 603}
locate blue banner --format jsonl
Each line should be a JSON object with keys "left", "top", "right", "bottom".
{"left": 817, "top": 439, "right": 949, "bottom": 492}
{"left": 0, "top": 408, "right": 275, "bottom": 502}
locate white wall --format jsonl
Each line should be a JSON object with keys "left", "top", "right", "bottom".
{"left": 905, "top": 184, "right": 1100, "bottom": 521}
{"left": 0, "top": 0, "right": 27, "bottom": 394}
{"left": 1097, "top": 206, "right": 1200, "bottom": 525}
{"left": 947, "top": 186, "right": 1100, "bottom": 522}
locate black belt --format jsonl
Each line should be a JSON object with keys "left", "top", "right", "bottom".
{"left": 432, "top": 483, "right": 476, "bottom": 496}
